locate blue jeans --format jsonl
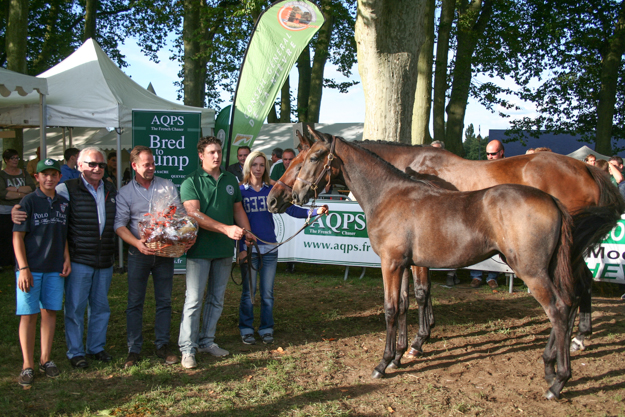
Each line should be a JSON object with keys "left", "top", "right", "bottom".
{"left": 126, "top": 248, "right": 174, "bottom": 353}
{"left": 64, "top": 262, "right": 113, "bottom": 358}
{"left": 239, "top": 251, "right": 278, "bottom": 337}
{"left": 178, "top": 257, "right": 232, "bottom": 355}
{"left": 470, "top": 270, "right": 498, "bottom": 282}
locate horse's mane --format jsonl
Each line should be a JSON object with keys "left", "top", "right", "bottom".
{"left": 357, "top": 139, "right": 424, "bottom": 149}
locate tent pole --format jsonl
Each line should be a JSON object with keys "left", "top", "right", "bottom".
{"left": 62, "top": 128, "right": 66, "bottom": 152}
{"left": 39, "top": 93, "right": 47, "bottom": 159}
{"left": 116, "top": 127, "right": 124, "bottom": 270}
{"left": 69, "top": 128, "right": 73, "bottom": 147}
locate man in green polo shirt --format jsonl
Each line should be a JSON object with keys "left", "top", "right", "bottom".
{"left": 178, "top": 136, "right": 254, "bottom": 369}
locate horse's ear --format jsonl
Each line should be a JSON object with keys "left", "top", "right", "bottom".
{"left": 307, "top": 126, "right": 328, "bottom": 143}
{"left": 296, "top": 130, "right": 309, "bottom": 150}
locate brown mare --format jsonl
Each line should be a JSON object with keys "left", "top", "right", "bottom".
{"left": 268, "top": 130, "right": 625, "bottom": 356}
{"left": 291, "top": 132, "right": 598, "bottom": 399}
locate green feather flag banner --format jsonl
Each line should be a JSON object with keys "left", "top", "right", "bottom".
{"left": 225, "top": 0, "right": 325, "bottom": 166}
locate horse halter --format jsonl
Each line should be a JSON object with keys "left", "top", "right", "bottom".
{"left": 295, "top": 137, "right": 337, "bottom": 199}
{"left": 276, "top": 179, "right": 292, "bottom": 193}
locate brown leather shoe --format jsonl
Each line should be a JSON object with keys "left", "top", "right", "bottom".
{"left": 470, "top": 278, "right": 481, "bottom": 288}
{"left": 124, "top": 352, "right": 141, "bottom": 369}
{"left": 487, "top": 279, "right": 498, "bottom": 289}
{"left": 156, "top": 344, "right": 180, "bottom": 365}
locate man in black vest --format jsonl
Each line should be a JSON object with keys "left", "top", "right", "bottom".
{"left": 13, "top": 147, "right": 117, "bottom": 369}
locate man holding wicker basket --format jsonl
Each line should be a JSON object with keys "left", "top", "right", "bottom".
{"left": 115, "top": 146, "right": 196, "bottom": 369}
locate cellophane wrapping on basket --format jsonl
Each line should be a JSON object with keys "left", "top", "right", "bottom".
{"left": 138, "top": 194, "right": 198, "bottom": 256}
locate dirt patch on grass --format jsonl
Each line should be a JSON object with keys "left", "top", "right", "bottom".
{"left": 247, "top": 266, "right": 625, "bottom": 416}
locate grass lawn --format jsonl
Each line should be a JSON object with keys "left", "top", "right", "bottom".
{"left": 1, "top": 263, "right": 624, "bottom": 417}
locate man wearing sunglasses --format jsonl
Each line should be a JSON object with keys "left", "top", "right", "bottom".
{"left": 485, "top": 140, "right": 505, "bottom": 160}
{"left": 470, "top": 139, "right": 505, "bottom": 289}
{"left": 13, "top": 147, "right": 118, "bottom": 369}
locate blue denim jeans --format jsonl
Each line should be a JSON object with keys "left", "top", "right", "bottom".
{"left": 178, "top": 257, "right": 232, "bottom": 354}
{"left": 126, "top": 247, "right": 174, "bottom": 353}
{"left": 470, "top": 270, "right": 499, "bottom": 282}
{"left": 64, "top": 262, "right": 113, "bottom": 358}
{"left": 239, "top": 251, "right": 278, "bottom": 337}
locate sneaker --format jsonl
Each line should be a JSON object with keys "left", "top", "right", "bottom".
{"left": 262, "top": 334, "right": 274, "bottom": 345}
{"left": 69, "top": 355, "right": 89, "bottom": 369}
{"left": 621, "top": 293, "right": 625, "bottom": 300}
{"left": 470, "top": 278, "right": 482, "bottom": 288}
{"left": 198, "top": 343, "right": 229, "bottom": 357}
{"left": 39, "top": 361, "right": 60, "bottom": 378}
{"left": 487, "top": 279, "right": 498, "bottom": 289}
{"left": 156, "top": 344, "right": 180, "bottom": 365}
{"left": 18, "top": 368, "right": 34, "bottom": 387}
{"left": 181, "top": 353, "right": 197, "bottom": 369}
{"left": 124, "top": 352, "right": 141, "bottom": 369}
{"left": 241, "top": 334, "right": 256, "bottom": 345}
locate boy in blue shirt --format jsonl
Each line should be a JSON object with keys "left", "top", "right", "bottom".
{"left": 13, "top": 159, "right": 70, "bottom": 387}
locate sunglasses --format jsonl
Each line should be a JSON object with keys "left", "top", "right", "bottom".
{"left": 84, "top": 161, "right": 107, "bottom": 169}
{"left": 486, "top": 152, "right": 500, "bottom": 156}
{"left": 9, "top": 156, "right": 20, "bottom": 161}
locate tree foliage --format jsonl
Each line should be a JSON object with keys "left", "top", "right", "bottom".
{"left": 470, "top": 0, "right": 625, "bottom": 154}
{"left": 462, "top": 123, "right": 489, "bottom": 160}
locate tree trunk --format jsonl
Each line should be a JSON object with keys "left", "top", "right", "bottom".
{"left": 267, "top": 105, "right": 278, "bottom": 123}
{"left": 445, "top": 0, "right": 492, "bottom": 156}
{"left": 5, "top": 0, "right": 28, "bottom": 159}
{"left": 83, "top": 0, "right": 98, "bottom": 42}
{"left": 595, "top": 0, "right": 625, "bottom": 155}
{"left": 308, "top": 0, "right": 334, "bottom": 123}
{"left": 279, "top": 76, "right": 291, "bottom": 123}
{"left": 297, "top": 45, "right": 312, "bottom": 122}
{"left": 355, "top": 0, "right": 427, "bottom": 143}
{"left": 183, "top": 0, "right": 203, "bottom": 106}
{"left": 432, "top": 0, "right": 455, "bottom": 143}
{"left": 411, "top": 0, "right": 435, "bottom": 145}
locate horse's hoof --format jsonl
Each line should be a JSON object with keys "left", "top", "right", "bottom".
{"left": 570, "top": 337, "right": 585, "bottom": 352}
{"left": 544, "top": 389, "right": 559, "bottom": 400}
{"left": 403, "top": 348, "right": 421, "bottom": 359}
{"left": 386, "top": 362, "right": 399, "bottom": 370}
{"left": 371, "top": 369, "right": 385, "bottom": 379}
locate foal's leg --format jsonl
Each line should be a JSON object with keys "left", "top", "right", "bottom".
{"left": 545, "top": 301, "right": 577, "bottom": 400}
{"left": 571, "top": 265, "right": 593, "bottom": 352}
{"left": 528, "top": 275, "right": 575, "bottom": 400}
{"left": 405, "top": 266, "right": 432, "bottom": 358}
{"left": 372, "top": 262, "right": 404, "bottom": 379}
{"left": 389, "top": 268, "right": 411, "bottom": 369}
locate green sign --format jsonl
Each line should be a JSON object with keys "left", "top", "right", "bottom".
{"left": 132, "top": 110, "right": 202, "bottom": 271}
{"left": 227, "top": 0, "right": 325, "bottom": 165}
{"left": 132, "top": 111, "right": 201, "bottom": 185}
{"left": 305, "top": 211, "right": 369, "bottom": 238}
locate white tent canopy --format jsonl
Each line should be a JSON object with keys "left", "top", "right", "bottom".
{"left": 0, "top": 67, "right": 48, "bottom": 97}
{"left": 0, "top": 38, "right": 214, "bottom": 130}
{"left": 567, "top": 145, "right": 611, "bottom": 161}
{"left": 0, "top": 67, "right": 49, "bottom": 157}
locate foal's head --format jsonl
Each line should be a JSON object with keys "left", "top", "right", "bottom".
{"left": 292, "top": 129, "right": 341, "bottom": 206}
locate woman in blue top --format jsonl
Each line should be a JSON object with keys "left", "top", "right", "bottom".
{"left": 238, "top": 150, "right": 327, "bottom": 345}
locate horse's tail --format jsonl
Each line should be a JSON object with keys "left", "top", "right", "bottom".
{"left": 571, "top": 167, "right": 625, "bottom": 267}
{"left": 550, "top": 197, "right": 576, "bottom": 306}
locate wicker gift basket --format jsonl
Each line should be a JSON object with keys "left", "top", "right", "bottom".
{"left": 139, "top": 203, "right": 198, "bottom": 258}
